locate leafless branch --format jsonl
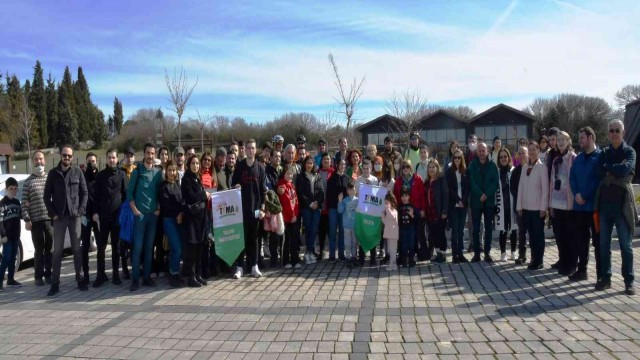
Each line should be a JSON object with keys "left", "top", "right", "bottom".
{"left": 328, "top": 53, "right": 366, "bottom": 137}
{"left": 165, "top": 67, "right": 198, "bottom": 147}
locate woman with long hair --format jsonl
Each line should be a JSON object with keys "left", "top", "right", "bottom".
{"left": 316, "top": 152, "right": 334, "bottom": 261}
{"left": 444, "top": 140, "right": 460, "bottom": 173}
{"left": 549, "top": 131, "right": 576, "bottom": 276}
{"left": 296, "top": 156, "right": 325, "bottom": 265}
{"left": 496, "top": 148, "right": 518, "bottom": 262}
{"left": 424, "top": 159, "right": 448, "bottom": 263}
{"left": 158, "top": 160, "right": 184, "bottom": 287}
{"left": 345, "top": 149, "right": 363, "bottom": 180}
{"left": 446, "top": 149, "right": 469, "bottom": 263}
{"left": 393, "top": 159, "right": 426, "bottom": 264}
{"left": 181, "top": 155, "right": 211, "bottom": 287}
{"left": 199, "top": 152, "right": 218, "bottom": 278}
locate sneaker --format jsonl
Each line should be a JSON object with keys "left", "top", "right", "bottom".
{"left": 233, "top": 267, "right": 243, "bottom": 279}
{"left": 310, "top": 253, "right": 317, "bottom": 264}
{"left": 187, "top": 277, "right": 202, "bottom": 288}
{"left": 294, "top": 263, "right": 302, "bottom": 269}
{"left": 142, "top": 277, "right": 156, "bottom": 287}
{"left": 195, "top": 276, "right": 208, "bottom": 286}
{"left": 433, "top": 253, "right": 446, "bottom": 264}
{"left": 500, "top": 252, "right": 507, "bottom": 262}
{"left": 130, "top": 280, "right": 139, "bottom": 291}
{"left": 625, "top": 285, "right": 635, "bottom": 296}
{"left": 303, "top": 253, "right": 310, "bottom": 264}
{"left": 515, "top": 257, "right": 527, "bottom": 265}
{"left": 251, "top": 265, "right": 262, "bottom": 278}
{"left": 595, "top": 279, "right": 611, "bottom": 291}
{"left": 484, "top": 255, "right": 494, "bottom": 263}
{"left": 7, "top": 279, "right": 21, "bottom": 286}
{"left": 284, "top": 263, "right": 293, "bottom": 269}
{"left": 458, "top": 255, "right": 469, "bottom": 263}
{"left": 78, "top": 281, "right": 88, "bottom": 291}
{"left": 527, "top": 263, "right": 543, "bottom": 270}
{"left": 93, "top": 275, "right": 109, "bottom": 288}
{"left": 568, "top": 271, "right": 587, "bottom": 282}
{"left": 510, "top": 251, "right": 516, "bottom": 261}
{"left": 35, "top": 278, "right": 45, "bottom": 286}
{"left": 471, "top": 254, "right": 482, "bottom": 263}
{"left": 47, "top": 284, "right": 60, "bottom": 297}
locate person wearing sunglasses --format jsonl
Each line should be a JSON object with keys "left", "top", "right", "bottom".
{"left": 495, "top": 148, "right": 518, "bottom": 262}
{"left": 594, "top": 120, "right": 637, "bottom": 295}
{"left": 468, "top": 142, "right": 499, "bottom": 263}
{"left": 549, "top": 131, "right": 576, "bottom": 276}
{"left": 446, "top": 149, "right": 470, "bottom": 264}
{"left": 516, "top": 141, "right": 549, "bottom": 270}
{"left": 43, "top": 145, "right": 88, "bottom": 296}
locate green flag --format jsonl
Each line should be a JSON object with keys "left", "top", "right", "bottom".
{"left": 354, "top": 184, "right": 388, "bottom": 253}
{"left": 212, "top": 189, "right": 245, "bottom": 266}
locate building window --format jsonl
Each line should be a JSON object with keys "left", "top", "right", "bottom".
{"left": 474, "top": 125, "right": 529, "bottom": 150}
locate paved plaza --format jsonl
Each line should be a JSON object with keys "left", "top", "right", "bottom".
{"left": 1, "top": 238, "right": 640, "bottom": 359}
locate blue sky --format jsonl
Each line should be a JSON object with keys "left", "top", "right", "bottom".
{"left": 2, "top": 0, "right": 639, "bottom": 124}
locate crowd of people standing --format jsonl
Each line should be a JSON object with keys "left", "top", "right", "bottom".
{"left": 0, "top": 119, "right": 636, "bottom": 296}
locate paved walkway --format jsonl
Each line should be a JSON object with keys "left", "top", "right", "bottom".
{"left": 1, "top": 238, "right": 640, "bottom": 359}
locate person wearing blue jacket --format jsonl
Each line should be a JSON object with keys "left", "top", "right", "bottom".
{"left": 569, "top": 127, "right": 601, "bottom": 282}
{"left": 338, "top": 181, "right": 358, "bottom": 267}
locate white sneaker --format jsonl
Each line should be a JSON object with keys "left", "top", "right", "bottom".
{"left": 310, "top": 253, "right": 317, "bottom": 264}
{"left": 304, "top": 253, "right": 312, "bottom": 264}
{"left": 500, "top": 252, "right": 507, "bottom": 262}
{"left": 233, "top": 267, "right": 243, "bottom": 279}
{"left": 294, "top": 263, "right": 302, "bottom": 269}
{"left": 251, "top": 265, "right": 262, "bottom": 278}
{"left": 284, "top": 264, "right": 293, "bottom": 269}
{"left": 510, "top": 251, "right": 516, "bottom": 261}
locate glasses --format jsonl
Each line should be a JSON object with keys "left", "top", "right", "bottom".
{"left": 61, "top": 154, "right": 72, "bottom": 159}
{"left": 609, "top": 128, "right": 622, "bottom": 134}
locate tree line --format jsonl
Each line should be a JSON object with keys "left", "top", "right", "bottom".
{"left": 0, "top": 61, "right": 124, "bottom": 151}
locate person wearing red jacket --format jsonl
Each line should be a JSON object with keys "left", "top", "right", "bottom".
{"left": 277, "top": 164, "right": 301, "bottom": 269}
{"left": 394, "top": 159, "right": 426, "bottom": 262}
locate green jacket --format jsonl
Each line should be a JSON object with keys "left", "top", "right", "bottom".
{"left": 468, "top": 157, "right": 499, "bottom": 209}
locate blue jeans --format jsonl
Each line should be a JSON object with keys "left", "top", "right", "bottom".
{"left": 0, "top": 237, "right": 19, "bottom": 281}
{"left": 302, "top": 207, "right": 321, "bottom": 253}
{"left": 599, "top": 209, "right": 634, "bottom": 285}
{"left": 163, "top": 218, "right": 183, "bottom": 276}
{"left": 450, "top": 207, "right": 467, "bottom": 257}
{"left": 399, "top": 225, "right": 415, "bottom": 265}
{"left": 523, "top": 210, "right": 545, "bottom": 266}
{"left": 472, "top": 206, "right": 494, "bottom": 255}
{"left": 132, "top": 213, "right": 158, "bottom": 281}
{"left": 328, "top": 209, "right": 345, "bottom": 260}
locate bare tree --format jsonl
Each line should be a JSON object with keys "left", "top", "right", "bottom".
{"left": 18, "top": 93, "right": 34, "bottom": 172}
{"left": 614, "top": 84, "right": 640, "bottom": 109}
{"left": 384, "top": 89, "right": 430, "bottom": 135}
{"left": 328, "top": 53, "right": 366, "bottom": 137}
{"left": 194, "top": 107, "right": 214, "bottom": 152}
{"left": 165, "top": 67, "right": 198, "bottom": 147}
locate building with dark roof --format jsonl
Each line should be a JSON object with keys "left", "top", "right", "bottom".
{"left": 0, "top": 143, "right": 15, "bottom": 174}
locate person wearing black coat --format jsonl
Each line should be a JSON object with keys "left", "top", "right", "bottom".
{"left": 92, "top": 150, "right": 127, "bottom": 287}
{"left": 181, "top": 156, "right": 210, "bottom": 288}
{"left": 510, "top": 146, "right": 528, "bottom": 264}
{"left": 424, "top": 160, "right": 449, "bottom": 263}
{"left": 159, "top": 160, "right": 185, "bottom": 288}
{"left": 446, "top": 150, "right": 469, "bottom": 263}
{"left": 80, "top": 153, "right": 100, "bottom": 285}
{"left": 326, "top": 160, "right": 350, "bottom": 261}
{"left": 296, "top": 156, "right": 325, "bottom": 265}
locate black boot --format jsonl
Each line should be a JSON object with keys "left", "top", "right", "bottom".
{"left": 187, "top": 277, "right": 202, "bottom": 288}
{"left": 47, "top": 283, "right": 60, "bottom": 296}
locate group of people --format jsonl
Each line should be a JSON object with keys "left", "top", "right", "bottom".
{"left": 0, "top": 119, "right": 636, "bottom": 296}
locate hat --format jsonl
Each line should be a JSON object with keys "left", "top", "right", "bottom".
{"left": 125, "top": 147, "right": 135, "bottom": 156}
{"left": 384, "top": 136, "right": 392, "bottom": 143}
{"left": 296, "top": 135, "right": 306, "bottom": 143}
{"left": 410, "top": 131, "right": 420, "bottom": 139}
{"left": 216, "top": 147, "right": 227, "bottom": 157}
{"left": 318, "top": 139, "right": 326, "bottom": 145}
{"left": 174, "top": 146, "right": 185, "bottom": 155}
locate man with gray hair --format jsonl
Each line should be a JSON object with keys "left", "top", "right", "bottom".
{"left": 468, "top": 142, "right": 499, "bottom": 263}
{"left": 595, "top": 119, "right": 637, "bottom": 295}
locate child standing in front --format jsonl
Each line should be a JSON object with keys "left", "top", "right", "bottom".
{"left": 0, "top": 177, "right": 23, "bottom": 291}
{"left": 381, "top": 192, "right": 399, "bottom": 271}
{"left": 338, "top": 181, "right": 358, "bottom": 268}
{"left": 398, "top": 190, "right": 415, "bottom": 267}
{"left": 278, "top": 164, "right": 301, "bottom": 269}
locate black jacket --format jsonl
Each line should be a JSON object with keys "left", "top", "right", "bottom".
{"left": 181, "top": 171, "right": 208, "bottom": 244}
{"left": 93, "top": 166, "right": 126, "bottom": 219}
{"left": 159, "top": 180, "right": 183, "bottom": 218}
{"left": 0, "top": 196, "right": 21, "bottom": 240}
{"left": 231, "top": 159, "right": 267, "bottom": 218}
{"left": 510, "top": 165, "right": 523, "bottom": 210}
{"left": 44, "top": 162, "right": 88, "bottom": 218}
{"left": 296, "top": 172, "right": 325, "bottom": 210}
{"left": 326, "top": 172, "right": 349, "bottom": 209}
{"left": 446, "top": 167, "right": 470, "bottom": 209}
{"left": 425, "top": 176, "right": 448, "bottom": 218}
{"left": 266, "top": 164, "right": 281, "bottom": 191}
{"left": 83, "top": 166, "right": 98, "bottom": 218}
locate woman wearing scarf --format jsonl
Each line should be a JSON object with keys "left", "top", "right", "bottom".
{"left": 495, "top": 148, "right": 518, "bottom": 262}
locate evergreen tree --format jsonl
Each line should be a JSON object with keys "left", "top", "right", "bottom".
{"left": 30, "top": 61, "right": 48, "bottom": 147}
{"left": 91, "top": 106, "right": 107, "bottom": 147}
{"left": 113, "top": 97, "right": 123, "bottom": 134}
{"left": 22, "top": 79, "right": 40, "bottom": 148}
{"left": 45, "top": 73, "right": 58, "bottom": 147}
{"left": 74, "top": 67, "right": 92, "bottom": 142}
{"left": 57, "top": 74, "right": 78, "bottom": 147}
{"left": 107, "top": 115, "right": 114, "bottom": 138}
{"left": 23, "top": 79, "right": 31, "bottom": 100}
{"left": 7, "top": 75, "right": 22, "bottom": 127}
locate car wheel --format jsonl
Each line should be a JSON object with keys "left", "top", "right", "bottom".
{"left": 15, "top": 241, "right": 23, "bottom": 271}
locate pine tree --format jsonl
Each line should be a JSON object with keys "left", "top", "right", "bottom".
{"left": 91, "top": 106, "right": 107, "bottom": 147}
{"left": 113, "top": 97, "right": 123, "bottom": 134}
{"left": 107, "top": 115, "right": 114, "bottom": 138}
{"left": 45, "top": 73, "right": 58, "bottom": 147}
{"left": 57, "top": 71, "right": 78, "bottom": 148}
{"left": 30, "top": 61, "right": 48, "bottom": 147}
{"left": 22, "top": 79, "right": 40, "bottom": 148}
{"left": 74, "top": 67, "right": 92, "bottom": 142}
